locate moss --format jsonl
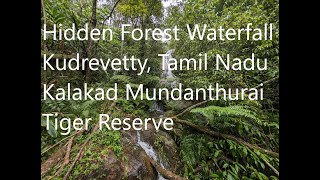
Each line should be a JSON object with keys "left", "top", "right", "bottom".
{"left": 69, "top": 130, "right": 123, "bottom": 179}
{"left": 154, "top": 135, "right": 168, "bottom": 163}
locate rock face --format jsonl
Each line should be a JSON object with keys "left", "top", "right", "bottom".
{"left": 84, "top": 123, "right": 182, "bottom": 180}
{"left": 120, "top": 129, "right": 158, "bottom": 180}
{"left": 138, "top": 123, "right": 183, "bottom": 173}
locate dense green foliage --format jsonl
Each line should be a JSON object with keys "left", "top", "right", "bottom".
{"left": 41, "top": 0, "right": 279, "bottom": 179}
{"left": 164, "top": 0, "right": 279, "bottom": 179}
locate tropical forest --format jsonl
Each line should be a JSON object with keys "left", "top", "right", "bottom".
{"left": 41, "top": 0, "right": 279, "bottom": 179}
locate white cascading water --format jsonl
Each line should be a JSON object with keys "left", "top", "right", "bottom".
{"left": 151, "top": 101, "right": 164, "bottom": 115}
{"left": 137, "top": 131, "right": 167, "bottom": 180}
{"left": 139, "top": 49, "right": 178, "bottom": 179}
{"left": 151, "top": 49, "right": 176, "bottom": 114}
{"left": 161, "top": 49, "right": 176, "bottom": 88}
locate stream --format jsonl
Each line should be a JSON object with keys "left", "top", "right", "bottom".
{"left": 137, "top": 131, "right": 167, "bottom": 180}
{"left": 135, "top": 49, "right": 177, "bottom": 180}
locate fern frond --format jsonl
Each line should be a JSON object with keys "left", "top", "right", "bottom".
{"left": 191, "top": 105, "right": 260, "bottom": 122}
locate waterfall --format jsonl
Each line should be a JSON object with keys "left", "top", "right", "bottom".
{"left": 161, "top": 49, "right": 175, "bottom": 79}
{"left": 140, "top": 49, "right": 179, "bottom": 179}
{"left": 137, "top": 131, "right": 167, "bottom": 180}
{"left": 151, "top": 49, "right": 176, "bottom": 115}
{"left": 151, "top": 101, "right": 164, "bottom": 115}
{"left": 161, "top": 49, "right": 177, "bottom": 88}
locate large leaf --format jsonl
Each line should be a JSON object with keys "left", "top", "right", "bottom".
{"left": 47, "top": 120, "right": 57, "bottom": 138}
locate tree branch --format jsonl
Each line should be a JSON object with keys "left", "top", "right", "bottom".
{"left": 174, "top": 118, "right": 279, "bottom": 158}
{"left": 102, "top": 0, "right": 121, "bottom": 25}
{"left": 41, "top": 130, "right": 83, "bottom": 155}
{"left": 54, "top": 136, "right": 75, "bottom": 177}
{"left": 147, "top": 156, "right": 187, "bottom": 180}
{"left": 62, "top": 102, "right": 116, "bottom": 180}
{"left": 261, "top": 157, "right": 279, "bottom": 176}
{"left": 171, "top": 76, "right": 279, "bottom": 118}
{"left": 167, "top": 77, "right": 280, "bottom": 158}
{"left": 63, "top": 123, "right": 100, "bottom": 180}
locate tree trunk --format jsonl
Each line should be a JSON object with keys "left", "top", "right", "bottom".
{"left": 85, "top": 0, "right": 97, "bottom": 83}
{"left": 147, "top": 156, "right": 187, "bottom": 180}
{"left": 41, "top": 0, "right": 48, "bottom": 52}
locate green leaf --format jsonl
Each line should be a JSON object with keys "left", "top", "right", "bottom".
{"left": 243, "top": 147, "right": 248, "bottom": 156}
{"left": 47, "top": 121, "right": 57, "bottom": 138}
{"left": 211, "top": 173, "right": 219, "bottom": 178}
{"left": 41, "top": 118, "right": 47, "bottom": 127}
{"left": 223, "top": 163, "right": 229, "bottom": 169}
{"left": 227, "top": 173, "right": 234, "bottom": 180}
{"left": 82, "top": 110, "right": 90, "bottom": 117}
{"left": 214, "top": 150, "right": 221, "bottom": 158}
{"left": 41, "top": 113, "right": 51, "bottom": 127}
